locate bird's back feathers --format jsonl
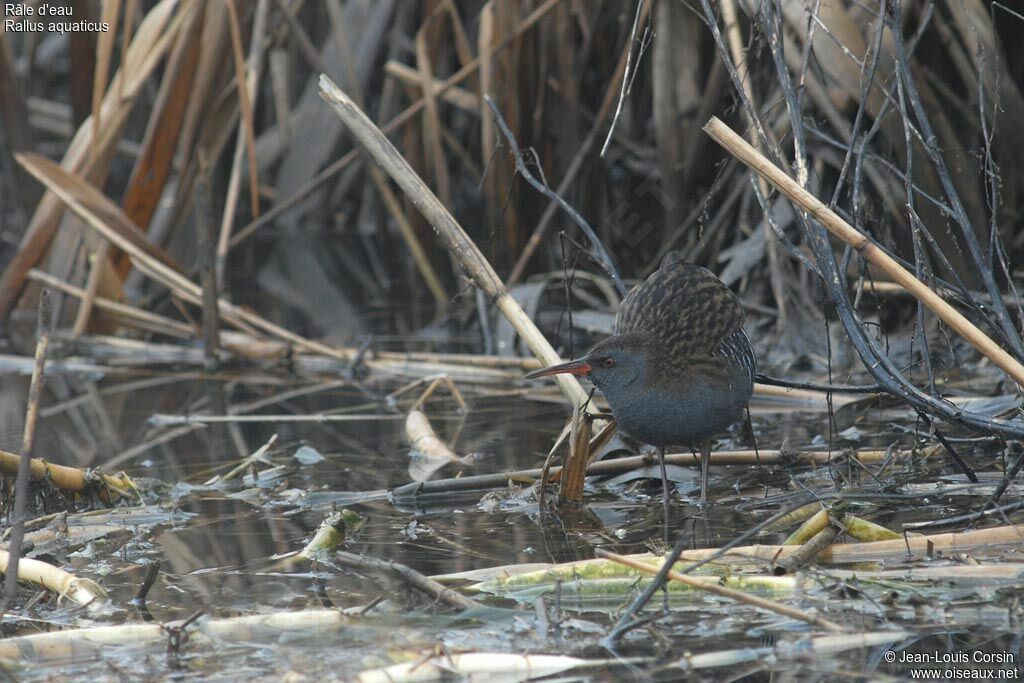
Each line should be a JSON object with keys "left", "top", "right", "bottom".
{"left": 615, "top": 252, "right": 745, "bottom": 361}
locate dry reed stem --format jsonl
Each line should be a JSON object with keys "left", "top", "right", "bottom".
{"left": 0, "top": 609, "right": 352, "bottom": 660}
{"left": 205, "top": 433, "right": 278, "bottom": 485}
{"left": 317, "top": 75, "right": 590, "bottom": 409}
{"left": 415, "top": 9, "right": 452, "bottom": 205}
{"left": 218, "top": 0, "right": 267, "bottom": 288}
{"left": 69, "top": 241, "right": 111, "bottom": 337}
{"left": 148, "top": 413, "right": 405, "bottom": 426}
{"left": 672, "top": 523, "right": 1024, "bottom": 565}
{"left": 224, "top": 0, "right": 262, "bottom": 223}
{"left": 704, "top": 115, "right": 1024, "bottom": 389}
{"left": 91, "top": 0, "right": 121, "bottom": 155}
{"left": 600, "top": 0, "right": 647, "bottom": 157}
{"left": 597, "top": 549, "right": 845, "bottom": 632}
{"left": 390, "top": 447, "right": 927, "bottom": 499}
{"left": 560, "top": 404, "right": 593, "bottom": 502}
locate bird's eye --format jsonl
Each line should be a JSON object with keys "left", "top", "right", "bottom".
{"left": 602, "top": 357, "right": 615, "bottom": 368}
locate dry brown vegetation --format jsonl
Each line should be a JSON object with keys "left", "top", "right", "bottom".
{"left": 2, "top": 1, "right": 1024, "bottom": 678}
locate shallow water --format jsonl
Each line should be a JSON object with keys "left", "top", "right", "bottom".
{"left": 2, "top": 369, "right": 1022, "bottom": 680}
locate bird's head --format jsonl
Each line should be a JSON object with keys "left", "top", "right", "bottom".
{"left": 525, "top": 333, "right": 656, "bottom": 393}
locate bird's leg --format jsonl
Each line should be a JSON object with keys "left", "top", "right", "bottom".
{"left": 657, "top": 446, "right": 670, "bottom": 506}
{"left": 699, "top": 439, "right": 711, "bottom": 509}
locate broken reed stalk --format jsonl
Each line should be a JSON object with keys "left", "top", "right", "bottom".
{"left": 0, "top": 549, "right": 108, "bottom": 607}
{"left": 703, "top": 116, "right": 1024, "bottom": 389}
{"left": 3, "top": 289, "right": 53, "bottom": 609}
{"left": 777, "top": 525, "right": 840, "bottom": 572}
{"left": 217, "top": 0, "right": 267, "bottom": 290}
{"left": 559, "top": 404, "right": 593, "bottom": 502}
{"left": 596, "top": 549, "right": 845, "bottom": 632}
{"left": 317, "top": 75, "right": 590, "bottom": 409}
{"left": 0, "top": 449, "right": 135, "bottom": 499}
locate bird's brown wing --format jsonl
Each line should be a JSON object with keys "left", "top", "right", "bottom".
{"left": 615, "top": 256, "right": 744, "bottom": 358}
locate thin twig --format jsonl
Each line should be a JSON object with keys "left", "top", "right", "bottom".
{"left": 485, "top": 95, "right": 626, "bottom": 296}
{"left": 600, "top": 0, "right": 647, "bottom": 157}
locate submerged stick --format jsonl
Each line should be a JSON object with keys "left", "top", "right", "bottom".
{"left": 317, "top": 75, "right": 590, "bottom": 409}
{"left": 485, "top": 96, "right": 626, "bottom": 296}
{"left": 333, "top": 550, "right": 481, "bottom": 611}
{"left": 390, "top": 447, "right": 929, "bottom": 499}
{"left": 149, "top": 413, "right": 405, "bottom": 425}
{"left": 704, "top": 115, "right": 1024, "bottom": 389}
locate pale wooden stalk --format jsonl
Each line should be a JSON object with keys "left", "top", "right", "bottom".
{"left": 671, "top": 523, "right": 1024, "bottom": 565}
{"left": 704, "top": 115, "right": 1024, "bottom": 389}
{"left": 217, "top": 0, "right": 268, "bottom": 287}
{"left": 318, "top": 75, "right": 591, "bottom": 408}
{"left": 91, "top": 0, "right": 122, "bottom": 154}
{"left": 0, "top": 610, "right": 351, "bottom": 660}
{"left": 415, "top": 13, "right": 451, "bottom": 205}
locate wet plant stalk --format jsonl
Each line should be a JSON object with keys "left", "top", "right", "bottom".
{"left": 597, "top": 549, "right": 844, "bottom": 632}
{"left": 3, "top": 289, "right": 52, "bottom": 609}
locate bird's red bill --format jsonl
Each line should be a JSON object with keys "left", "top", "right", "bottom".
{"left": 525, "top": 359, "right": 592, "bottom": 379}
